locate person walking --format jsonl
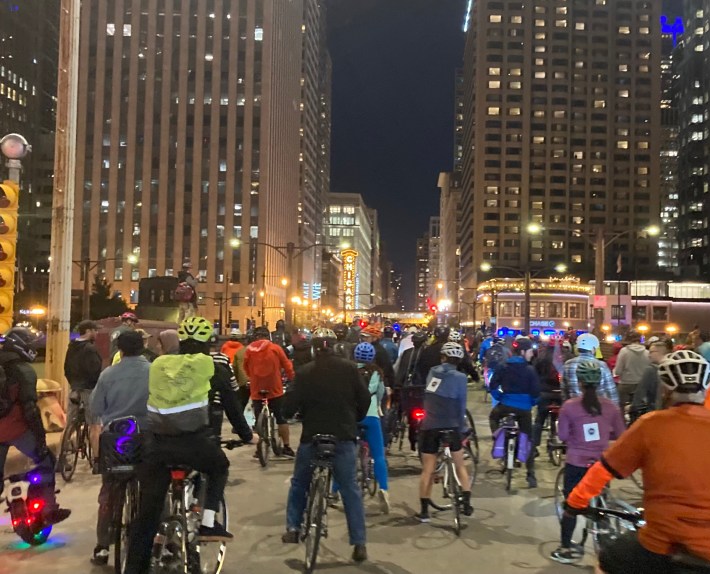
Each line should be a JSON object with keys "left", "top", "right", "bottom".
{"left": 613, "top": 332, "right": 650, "bottom": 408}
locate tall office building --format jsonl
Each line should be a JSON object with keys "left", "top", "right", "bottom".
{"left": 73, "top": 1, "right": 304, "bottom": 329}
{"left": 438, "top": 172, "right": 461, "bottom": 306}
{"left": 459, "top": 0, "right": 662, "bottom": 291}
{"left": 427, "top": 216, "right": 441, "bottom": 302}
{"left": 415, "top": 232, "right": 430, "bottom": 311}
{"left": 675, "top": 0, "right": 710, "bottom": 277}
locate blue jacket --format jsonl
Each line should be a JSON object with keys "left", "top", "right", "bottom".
{"left": 479, "top": 337, "right": 494, "bottom": 363}
{"left": 422, "top": 363, "right": 468, "bottom": 431}
{"left": 380, "top": 338, "right": 399, "bottom": 365}
{"left": 490, "top": 356, "right": 540, "bottom": 411}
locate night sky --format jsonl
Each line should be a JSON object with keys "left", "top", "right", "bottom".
{"left": 327, "top": 0, "right": 682, "bottom": 307}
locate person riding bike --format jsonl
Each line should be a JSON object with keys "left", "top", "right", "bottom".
{"left": 271, "top": 319, "right": 290, "bottom": 352}
{"left": 448, "top": 330, "right": 480, "bottom": 382}
{"left": 489, "top": 336, "right": 540, "bottom": 488}
{"left": 333, "top": 322, "right": 355, "bottom": 360}
{"left": 380, "top": 326, "right": 399, "bottom": 365}
{"left": 415, "top": 326, "right": 450, "bottom": 386}
{"left": 281, "top": 328, "right": 370, "bottom": 563}
{"left": 124, "top": 317, "right": 258, "bottom": 574}
{"left": 360, "top": 325, "right": 395, "bottom": 388}
{"left": 532, "top": 342, "right": 563, "bottom": 449}
{"left": 550, "top": 361, "right": 625, "bottom": 564}
{"left": 562, "top": 333, "right": 618, "bottom": 404}
{"left": 415, "top": 342, "right": 473, "bottom": 522}
{"left": 566, "top": 350, "right": 710, "bottom": 573}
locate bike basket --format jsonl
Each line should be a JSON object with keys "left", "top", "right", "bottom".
{"left": 99, "top": 431, "right": 143, "bottom": 475}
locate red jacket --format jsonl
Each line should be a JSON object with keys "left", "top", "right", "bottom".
{"left": 244, "top": 339, "right": 295, "bottom": 400}
{"left": 220, "top": 340, "right": 243, "bottom": 364}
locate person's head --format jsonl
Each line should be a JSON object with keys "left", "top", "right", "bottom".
{"left": 360, "top": 325, "right": 381, "bottom": 343}
{"left": 120, "top": 312, "right": 139, "bottom": 328}
{"left": 1, "top": 327, "right": 38, "bottom": 362}
{"left": 512, "top": 336, "right": 534, "bottom": 362}
{"left": 576, "top": 333, "right": 599, "bottom": 355}
{"left": 440, "top": 342, "right": 464, "bottom": 366}
{"left": 699, "top": 331, "right": 710, "bottom": 344}
{"left": 433, "top": 325, "right": 450, "bottom": 342}
{"left": 658, "top": 350, "right": 710, "bottom": 405}
{"left": 77, "top": 320, "right": 99, "bottom": 341}
{"left": 311, "top": 327, "right": 337, "bottom": 357}
{"left": 625, "top": 331, "right": 642, "bottom": 344}
{"left": 229, "top": 327, "right": 241, "bottom": 341}
{"left": 576, "top": 360, "right": 603, "bottom": 416}
{"left": 333, "top": 323, "right": 348, "bottom": 341}
{"left": 561, "top": 341, "right": 572, "bottom": 353}
{"left": 412, "top": 331, "right": 428, "bottom": 348}
{"left": 253, "top": 326, "right": 271, "bottom": 341}
{"left": 158, "top": 329, "right": 180, "bottom": 354}
{"left": 177, "top": 316, "right": 214, "bottom": 354}
{"left": 382, "top": 326, "right": 395, "bottom": 339}
{"left": 648, "top": 341, "right": 668, "bottom": 365}
{"left": 117, "top": 330, "right": 144, "bottom": 357}
{"left": 135, "top": 328, "right": 152, "bottom": 345}
{"left": 353, "top": 342, "right": 376, "bottom": 364}
{"left": 275, "top": 319, "right": 285, "bottom": 331}
{"left": 182, "top": 261, "right": 192, "bottom": 271}
{"left": 448, "top": 330, "right": 463, "bottom": 344}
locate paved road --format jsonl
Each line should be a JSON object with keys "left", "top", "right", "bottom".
{"left": 1, "top": 387, "right": 641, "bottom": 574}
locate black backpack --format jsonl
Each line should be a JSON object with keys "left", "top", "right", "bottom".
{"left": 485, "top": 344, "right": 507, "bottom": 370}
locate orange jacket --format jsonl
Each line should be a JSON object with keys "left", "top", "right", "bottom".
{"left": 244, "top": 339, "right": 295, "bottom": 400}
{"left": 220, "top": 340, "right": 243, "bottom": 363}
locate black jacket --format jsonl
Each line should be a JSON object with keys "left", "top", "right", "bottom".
{"left": 395, "top": 346, "right": 424, "bottom": 387}
{"left": 416, "top": 340, "right": 446, "bottom": 384}
{"left": 0, "top": 351, "right": 45, "bottom": 447}
{"left": 209, "top": 353, "right": 253, "bottom": 442}
{"left": 64, "top": 339, "right": 103, "bottom": 391}
{"left": 284, "top": 354, "right": 370, "bottom": 443}
{"left": 373, "top": 342, "right": 395, "bottom": 387}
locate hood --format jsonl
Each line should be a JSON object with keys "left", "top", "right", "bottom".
{"left": 158, "top": 330, "right": 180, "bottom": 355}
{"left": 626, "top": 343, "right": 647, "bottom": 353}
{"left": 247, "top": 339, "right": 271, "bottom": 353}
{"left": 222, "top": 340, "right": 243, "bottom": 350}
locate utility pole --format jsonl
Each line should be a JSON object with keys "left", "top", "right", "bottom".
{"left": 46, "top": 0, "right": 80, "bottom": 385}
{"left": 593, "top": 227, "right": 606, "bottom": 334}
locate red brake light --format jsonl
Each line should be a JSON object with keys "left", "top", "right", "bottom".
{"left": 26, "top": 516, "right": 34, "bottom": 525}
{"left": 12, "top": 518, "right": 20, "bottom": 528}
{"left": 412, "top": 408, "right": 425, "bottom": 421}
{"left": 170, "top": 469, "right": 188, "bottom": 481}
{"left": 29, "top": 499, "right": 44, "bottom": 513}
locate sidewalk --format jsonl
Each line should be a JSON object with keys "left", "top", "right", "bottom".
{"left": 3, "top": 431, "right": 63, "bottom": 476}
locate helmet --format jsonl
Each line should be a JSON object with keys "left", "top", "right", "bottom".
{"left": 354, "top": 342, "right": 376, "bottom": 363}
{"left": 448, "top": 330, "right": 462, "bottom": 343}
{"left": 312, "top": 328, "right": 337, "bottom": 353}
{"left": 120, "top": 312, "right": 138, "bottom": 323}
{"left": 313, "top": 328, "right": 336, "bottom": 340}
{"left": 177, "top": 317, "right": 213, "bottom": 342}
{"left": 512, "top": 336, "right": 534, "bottom": 352}
{"left": 576, "top": 360, "right": 602, "bottom": 386}
{"left": 383, "top": 326, "right": 395, "bottom": 338}
{"left": 658, "top": 350, "right": 710, "bottom": 393}
{"left": 412, "top": 332, "right": 428, "bottom": 346}
{"left": 441, "top": 342, "right": 464, "bottom": 359}
{"left": 576, "top": 333, "right": 600, "bottom": 352}
{"left": 2, "top": 327, "right": 38, "bottom": 362}
{"left": 333, "top": 323, "right": 349, "bottom": 340}
{"left": 253, "top": 326, "right": 271, "bottom": 340}
{"left": 407, "top": 326, "right": 418, "bottom": 334}
{"left": 433, "top": 326, "right": 450, "bottom": 341}
{"left": 361, "top": 325, "right": 382, "bottom": 339}
{"left": 276, "top": 319, "right": 285, "bottom": 330}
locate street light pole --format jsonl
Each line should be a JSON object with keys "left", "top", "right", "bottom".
{"left": 284, "top": 242, "right": 295, "bottom": 328}
{"left": 82, "top": 258, "right": 91, "bottom": 320}
{"left": 524, "top": 269, "right": 532, "bottom": 334}
{"left": 593, "top": 227, "right": 605, "bottom": 334}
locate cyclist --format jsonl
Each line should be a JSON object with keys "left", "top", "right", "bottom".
{"left": 360, "top": 325, "right": 395, "bottom": 388}
{"left": 566, "top": 350, "right": 710, "bottom": 573}
{"left": 89, "top": 330, "right": 151, "bottom": 565}
{"left": 220, "top": 328, "right": 244, "bottom": 363}
{"left": 271, "top": 319, "right": 290, "bottom": 352}
{"left": 157, "top": 329, "right": 180, "bottom": 355}
{"left": 333, "top": 322, "right": 355, "bottom": 360}
{"left": 380, "top": 326, "right": 399, "bottom": 365}
{"left": 353, "top": 342, "right": 390, "bottom": 513}
{"left": 124, "top": 317, "right": 258, "bottom": 574}
{"left": 415, "top": 326, "right": 450, "bottom": 385}
{"left": 614, "top": 332, "right": 651, "bottom": 408}
{"left": 393, "top": 331, "right": 428, "bottom": 450}
{"left": 210, "top": 336, "right": 253, "bottom": 435}
{"left": 481, "top": 337, "right": 511, "bottom": 403}
{"left": 631, "top": 340, "right": 671, "bottom": 416}
{"left": 245, "top": 325, "right": 296, "bottom": 457}
{"left": 532, "top": 342, "right": 562, "bottom": 450}
{"left": 0, "top": 328, "right": 71, "bottom": 525}
{"left": 281, "top": 328, "right": 370, "bottom": 563}
{"left": 396, "top": 331, "right": 428, "bottom": 387}
{"left": 562, "top": 333, "right": 619, "bottom": 404}
{"left": 109, "top": 312, "right": 139, "bottom": 359}
{"left": 415, "top": 341, "right": 473, "bottom": 522}
{"left": 551, "top": 361, "right": 625, "bottom": 564}
{"left": 489, "top": 336, "right": 540, "bottom": 488}
{"left": 449, "top": 330, "right": 480, "bottom": 382}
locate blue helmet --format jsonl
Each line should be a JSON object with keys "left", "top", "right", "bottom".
{"left": 354, "top": 342, "right": 376, "bottom": 363}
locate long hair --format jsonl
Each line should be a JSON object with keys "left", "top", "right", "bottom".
{"left": 581, "top": 384, "right": 602, "bottom": 416}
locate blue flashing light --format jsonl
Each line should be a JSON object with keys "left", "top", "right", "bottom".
{"left": 544, "top": 329, "right": 556, "bottom": 337}
{"left": 393, "top": 323, "right": 401, "bottom": 332}
{"left": 661, "top": 15, "right": 684, "bottom": 46}
{"left": 531, "top": 329, "right": 540, "bottom": 337}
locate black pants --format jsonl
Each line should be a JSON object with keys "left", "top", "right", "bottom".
{"left": 489, "top": 405, "right": 535, "bottom": 473}
{"left": 124, "top": 430, "right": 230, "bottom": 574}
{"left": 560, "top": 464, "right": 589, "bottom": 547}
{"left": 533, "top": 393, "right": 562, "bottom": 446}
{"left": 0, "top": 430, "right": 57, "bottom": 507}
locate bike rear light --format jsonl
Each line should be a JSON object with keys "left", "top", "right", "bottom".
{"left": 12, "top": 519, "right": 20, "bottom": 528}
{"left": 412, "top": 408, "right": 425, "bottom": 421}
{"left": 28, "top": 472, "right": 41, "bottom": 485}
{"left": 25, "top": 517, "right": 34, "bottom": 526}
{"left": 170, "top": 469, "right": 188, "bottom": 480}
{"left": 29, "top": 499, "right": 45, "bottom": 513}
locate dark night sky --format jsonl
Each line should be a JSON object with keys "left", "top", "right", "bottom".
{"left": 327, "top": 0, "right": 682, "bottom": 307}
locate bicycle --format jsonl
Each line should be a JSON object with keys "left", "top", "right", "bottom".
{"left": 464, "top": 409, "right": 480, "bottom": 484}
{"left": 254, "top": 390, "right": 284, "bottom": 467}
{"left": 495, "top": 414, "right": 522, "bottom": 492}
{"left": 545, "top": 399, "right": 566, "bottom": 467}
{"left": 356, "top": 427, "right": 377, "bottom": 497}
{"left": 428, "top": 430, "right": 471, "bottom": 536}
{"left": 301, "top": 434, "right": 337, "bottom": 574}
{"left": 57, "top": 393, "right": 93, "bottom": 482}
{"left": 151, "top": 439, "right": 243, "bottom": 574}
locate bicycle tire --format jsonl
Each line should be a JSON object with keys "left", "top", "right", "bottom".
{"left": 366, "top": 455, "right": 378, "bottom": 497}
{"left": 198, "top": 495, "right": 228, "bottom": 574}
{"left": 505, "top": 465, "right": 513, "bottom": 492}
{"left": 448, "top": 459, "right": 462, "bottom": 536}
{"left": 113, "top": 480, "right": 129, "bottom": 574}
{"left": 397, "top": 414, "right": 407, "bottom": 451}
{"left": 255, "top": 410, "right": 270, "bottom": 468}
{"left": 83, "top": 422, "right": 93, "bottom": 463}
{"left": 304, "top": 475, "right": 327, "bottom": 574}
{"left": 270, "top": 414, "right": 284, "bottom": 456}
{"left": 356, "top": 442, "right": 367, "bottom": 495}
{"left": 58, "top": 422, "right": 80, "bottom": 482}
{"left": 554, "top": 466, "right": 565, "bottom": 522}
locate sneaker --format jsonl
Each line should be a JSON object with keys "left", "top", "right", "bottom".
{"left": 414, "top": 512, "right": 430, "bottom": 523}
{"left": 90, "top": 546, "right": 109, "bottom": 565}
{"left": 462, "top": 502, "right": 474, "bottom": 517}
{"left": 45, "top": 508, "right": 71, "bottom": 525}
{"left": 352, "top": 544, "right": 367, "bottom": 563}
{"left": 198, "top": 521, "right": 234, "bottom": 541}
{"left": 281, "top": 446, "right": 296, "bottom": 458}
{"left": 378, "top": 489, "right": 390, "bottom": 515}
{"left": 526, "top": 473, "right": 538, "bottom": 489}
{"left": 550, "top": 546, "right": 583, "bottom": 564}
{"left": 281, "top": 530, "right": 299, "bottom": 544}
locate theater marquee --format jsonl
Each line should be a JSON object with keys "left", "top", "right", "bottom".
{"left": 341, "top": 249, "right": 358, "bottom": 311}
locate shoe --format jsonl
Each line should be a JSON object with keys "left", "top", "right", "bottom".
{"left": 198, "top": 521, "right": 234, "bottom": 541}
{"left": 45, "top": 508, "right": 71, "bottom": 525}
{"left": 462, "top": 502, "right": 474, "bottom": 517}
{"left": 352, "top": 544, "right": 367, "bottom": 563}
{"left": 92, "top": 458, "right": 100, "bottom": 475}
{"left": 526, "top": 473, "right": 538, "bottom": 488}
{"left": 281, "top": 446, "right": 296, "bottom": 458}
{"left": 378, "top": 489, "right": 390, "bottom": 514}
{"left": 281, "top": 530, "right": 299, "bottom": 544}
{"left": 550, "top": 546, "right": 583, "bottom": 564}
{"left": 90, "top": 546, "right": 109, "bottom": 565}
{"left": 414, "top": 512, "right": 430, "bottom": 523}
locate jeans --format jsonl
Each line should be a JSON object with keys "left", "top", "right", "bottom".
{"left": 359, "top": 416, "right": 388, "bottom": 491}
{"left": 489, "top": 405, "right": 535, "bottom": 473}
{"left": 286, "top": 440, "right": 366, "bottom": 546}
{"left": 0, "top": 430, "right": 57, "bottom": 505}
{"left": 124, "top": 430, "right": 229, "bottom": 574}
{"left": 560, "top": 464, "right": 589, "bottom": 547}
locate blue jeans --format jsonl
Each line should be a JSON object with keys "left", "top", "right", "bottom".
{"left": 286, "top": 441, "right": 366, "bottom": 546}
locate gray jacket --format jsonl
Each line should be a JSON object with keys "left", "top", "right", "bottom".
{"left": 631, "top": 364, "right": 662, "bottom": 411}
{"left": 90, "top": 355, "right": 151, "bottom": 428}
{"left": 614, "top": 343, "right": 650, "bottom": 386}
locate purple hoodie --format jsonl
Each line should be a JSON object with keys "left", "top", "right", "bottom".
{"left": 558, "top": 396, "right": 625, "bottom": 467}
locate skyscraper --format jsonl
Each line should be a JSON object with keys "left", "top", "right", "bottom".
{"left": 459, "top": 0, "right": 662, "bottom": 291}
{"left": 427, "top": 216, "right": 441, "bottom": 302}
{"left": 415, "top": 232, "right": 429, "bottom": 311}
{"left": 73, "top": 1, "right": 304, "bottom": 329}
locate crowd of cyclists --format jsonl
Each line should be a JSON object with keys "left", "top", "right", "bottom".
{"left": 1, "top": 311, "right": 710, "bottom": 573}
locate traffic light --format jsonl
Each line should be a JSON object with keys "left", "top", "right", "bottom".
{"left": 429, "top": 304, "right": 438, "bottom": 314}
{"left": 0, "top": 180, "right": 18, "bottom": 332}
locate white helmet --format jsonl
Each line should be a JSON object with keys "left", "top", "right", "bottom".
{"left": 576, "top": 333, "right": 599, "bottom": 352}
{"left": 441, "top": 342, "right": 465, "bottom": 359}
{"left": 658, "top": 350, "right": 710, "bottom": 392}
{"left": 448, "top": 330, "right": 462, "bottom": 343}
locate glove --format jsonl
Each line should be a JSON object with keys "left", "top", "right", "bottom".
{"left": 563, "top": 501, "right": 588, "bottom": 517}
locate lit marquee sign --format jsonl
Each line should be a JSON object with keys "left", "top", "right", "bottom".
{"left": 341, "top": 249, "right": 358, "bottom": 311}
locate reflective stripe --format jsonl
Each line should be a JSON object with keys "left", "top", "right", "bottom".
{"left": 147, "top": 399, "right": 209, "bottom": 415}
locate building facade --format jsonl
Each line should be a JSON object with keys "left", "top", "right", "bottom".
{"left": 438, "top": 172, "right": 462, "bottom": 310}
{"left": 73, "top": 0, "right": 304, "bottom": 330}
{"left": 459, "top": 0, "right": 662, "bottom": 291}
{"left": 426, "top": 216, "right": 441, "bottom": 305}
{"left": 415, "top": 232, "right": 429, "bottom": 311}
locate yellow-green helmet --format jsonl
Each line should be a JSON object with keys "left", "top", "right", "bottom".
{"left": 177, "top": 316, "right": 213, "bottom": 342}
{"left": 577, "top": 360, "right": 601, "bottom": 386}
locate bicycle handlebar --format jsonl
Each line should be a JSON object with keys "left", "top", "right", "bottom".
{"left": 586, "top": 505, "right": 645, "bottom": 525}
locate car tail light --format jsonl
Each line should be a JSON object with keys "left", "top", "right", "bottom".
{"left": 411, "top": 408, "right": 425, "bottom": 421}
{"left": 29, "top": 499, "right": 44, "bottom": 513}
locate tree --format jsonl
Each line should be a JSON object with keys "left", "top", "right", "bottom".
{"left": 89, "top": 274, "right": 129, "bottom": 320}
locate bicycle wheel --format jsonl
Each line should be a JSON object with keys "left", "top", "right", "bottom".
{"left": 304, "top": 475, "right": 327, "bottom": 574}
{"left": 58, "top": 422, "right": 80, "bottom": 482}
{"left": 270, "top": 414, "right": 283, "bottom": 456}
{"left": 356, "top": 443, "right": 367, "bottom": 495}
{"left": 83, "top": 422, "right": 94, "bottom": 467}
{"left": 505, "top": 465, "right": 513, "bottom": 492}
{"left": 447, "top": 460, "right": 462, "bottom": 536}
{"left": 366, "top": 455, "right": 378, "bottom": 497}
{"left": 113, "top": 481, "right": 130, "bottom": 574}
{"left": 554, "top": 466, "right": 565, "bottom": 522}
{"left": 255, "top": 410, "right": 270, "bottom": 468}
{"left": 198, "top": 496, "right": 228, "bottom": 574}
{"left": 548, "top": 415, "right": 562, "bottom": 467}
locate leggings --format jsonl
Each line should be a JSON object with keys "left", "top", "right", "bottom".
{"left": 360, "top": 416, "right": 388, "bottom": 491}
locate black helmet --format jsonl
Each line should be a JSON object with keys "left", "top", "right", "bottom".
{"left": 2, "top": 327, "right": 38, "bottom": 362}
{"left": 276, "top": 319, "right": 285, "bottom": 330}
{"left": 433, "top": 326, "right": 450, "bottom": 341}
{"left": 253, "top": 326, "right": 271, "bottom": 340}
{"left": 333, "top": 323, "right": 349, "bottom": 340}
{"left": 412, "top": 332, "right": 428, "bottom": 347}
{"left": 383, "top": 326, "right": 395, "bottom": 338}
{"left": 512, "top": 336, "right": 534, "bottom": 352}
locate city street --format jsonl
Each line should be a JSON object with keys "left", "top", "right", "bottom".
{"left": 0, "top": 387, "right": 642, "bottom": 574}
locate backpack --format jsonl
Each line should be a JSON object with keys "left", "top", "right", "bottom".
{"left": 485, "top": 344, "right": 507, "bottom": 369}
{"left": 174, "top": 282, "right": 195, "bottom": 303}
{"left": 0, "top": 365, "right": 14, "bottom": 418}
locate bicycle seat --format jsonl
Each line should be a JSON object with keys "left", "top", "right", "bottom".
{"left": 312, "top": 434, "right": 337, "bottom": 458}
{"left": 438, "top": 429, "right": 456, "bottom": 444}
{"left": 259, "top": 390, "right": 269, "bottom": 397}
